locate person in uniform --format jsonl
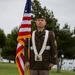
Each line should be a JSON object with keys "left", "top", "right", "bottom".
{"left": 24, "top": 14, "right": 57, "bottom": 75}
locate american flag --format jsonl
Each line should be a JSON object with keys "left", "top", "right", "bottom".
{"left": 16, "top": 0, "right": 31, "bottom": 75}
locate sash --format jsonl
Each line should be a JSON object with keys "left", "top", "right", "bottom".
{"left": 32, "top": 30, "right": 49, "bottom": 61}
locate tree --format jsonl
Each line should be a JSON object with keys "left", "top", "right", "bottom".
{"left": 1, "top": 27, "right": 18, "bottom": 63}
{"left": 56, "top": 23, "right": 75, "bottom": 72}
{"left": 0, "top": 28, "right": 6, "bottom": 48}
{"left": 57, "top": 23, "right": 73, "bottom": 58}
{"left": 32, "top": 0, "right": 58, "bottom": 31}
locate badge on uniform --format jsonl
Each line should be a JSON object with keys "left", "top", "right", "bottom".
{"left": 35, "top": 55, "right": 42, "bottom": 61}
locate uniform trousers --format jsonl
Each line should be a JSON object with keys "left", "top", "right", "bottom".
{"left": 30, "top": 70, "right": 49, "bottom": 75}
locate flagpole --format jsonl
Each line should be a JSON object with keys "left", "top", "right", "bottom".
{"left": 25, "top": 0, "right": 31, "bottom": 75}
{"left": 27, "top": 38, "right": 31, "bottom": 75}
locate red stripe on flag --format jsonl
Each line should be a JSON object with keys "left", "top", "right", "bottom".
{"left": 21, "top": 39, "right": 26, "bottom": 43}
{"left": 16, "top": 39, "right": 26, "bottom": 55}
{"left": 20, "top": 24, "right": 31, "bottom": 28}
{"left": 22, "top": 17, "right": 31, "bottom": 20}
{"left": 18, "top": 32, "right": 31, "bottom": 36}
{"left": 16, "top": 45, "right": 23, "bottom": 54}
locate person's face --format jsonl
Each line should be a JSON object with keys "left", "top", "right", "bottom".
{"left": 36, "top": 18, "right": 46, "bottom": 28}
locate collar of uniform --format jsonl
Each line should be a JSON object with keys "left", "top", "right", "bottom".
{"left": 37, "top": 29, "right": 45, "bottom": 32}
{"left": 35, "top": 29, "right": 45, "bottom": 36}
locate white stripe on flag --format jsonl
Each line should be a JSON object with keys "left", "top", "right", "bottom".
{"left": 22, "top": 51, "right": 24, "bottom": 56}
{"left": 18, "top": 55, "right": 24, "bottom": 70}
{"left": 19, "top": 28, "right": 31, "bottom": 32}
{"left": 23, "top": 13, "right": 31, "bottom": 17}
{"left": 21, "top": 20, "right": 31, "bottom": 24}
{"left": 17, "top": 43, "right": 21, "bottom": 49}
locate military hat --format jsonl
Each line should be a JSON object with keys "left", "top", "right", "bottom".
{"left": 37, "top": 14, "right": 46, "bottom": 20}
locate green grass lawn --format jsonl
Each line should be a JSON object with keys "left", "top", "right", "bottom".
{"left": 0, "top": 62, "right": 19, "bottom": 75}
{"left": 0, "top": 62, "right": 75, "bottom": 75}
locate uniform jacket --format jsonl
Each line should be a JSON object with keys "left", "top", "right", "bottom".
{"left": 24, "top": 29, "right": 57, "bottom": 70}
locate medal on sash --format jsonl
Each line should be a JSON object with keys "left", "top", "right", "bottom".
{"left": 32, "top": 30, "right": 49, "bottom": 61}
{"left": 35, "top": 55, "right": 42, "bottom": 61}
